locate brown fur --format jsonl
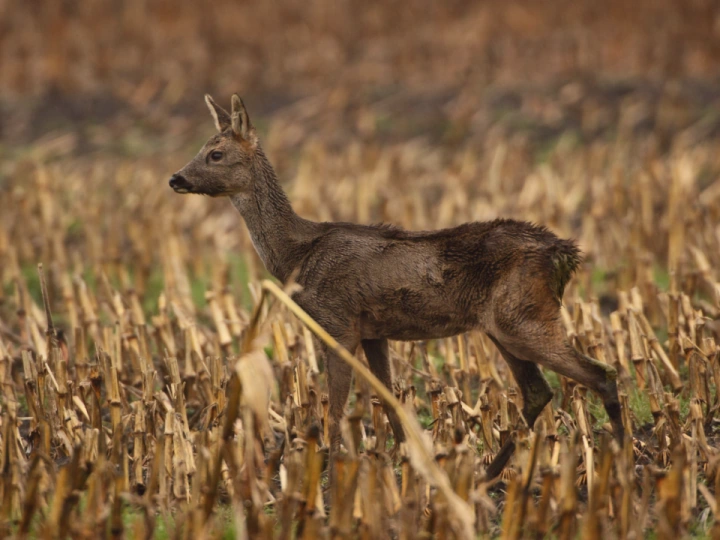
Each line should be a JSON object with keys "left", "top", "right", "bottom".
{"left": 170, "top": 95, "right": 626, "bottom": 478}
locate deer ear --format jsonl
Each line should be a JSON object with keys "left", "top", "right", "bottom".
{"left": 205, "top": 94, "right": 231, "bottom": 132}
{"left": 230, "top": 94, "right": 257, "bottom": 145}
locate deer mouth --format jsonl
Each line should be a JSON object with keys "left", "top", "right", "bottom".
{"left": 169, "top": 174, "right": 194, "bottom": 194}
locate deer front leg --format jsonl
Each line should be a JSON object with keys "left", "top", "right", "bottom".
{"left": 316, "top": 335, "right": 358, "bottom": 491}
{"left": 326, "top": 347, "right": 355, "bottom": 453}
{"left": 362, "top": 338, "right": 406, "bottom": 448}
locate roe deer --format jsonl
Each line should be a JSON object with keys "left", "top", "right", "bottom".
{"left": 169, "top": 94, "right": 625, "bottom": 479}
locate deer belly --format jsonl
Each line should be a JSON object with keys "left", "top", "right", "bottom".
{"left": 359, "top": 289, "right": 475, "bottom": 341}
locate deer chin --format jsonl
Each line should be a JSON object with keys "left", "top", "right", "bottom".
{"left": 190, "top": 187, "right": 234, "bottom": 198}
{"left": 174, "top": 185, "right": 231, "bottom": 197}
{"left": 204, "top": 189, "right": 234, "bottom": 198}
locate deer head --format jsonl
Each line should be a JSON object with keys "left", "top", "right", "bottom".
{"left": 169, "top": 94, "right": 259, "bottom": 197}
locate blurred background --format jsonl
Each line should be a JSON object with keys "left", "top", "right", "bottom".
{"left": 2, "top": 0, "right": 720, "bottom": 306}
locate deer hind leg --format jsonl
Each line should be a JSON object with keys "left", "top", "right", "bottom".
{"left": 485, "top": 336, "right": 554, "bottom": 479}
{"left": 496, "top": 322, "right": 625, "bottom": 446}
{"left": 548, "top": 346, "right": 624, "bottom": 444}
{"left": 490, "top": 337, "right": 554, "bottom": 427}
{"left": 361, "top": 338, "right": 406, "bottom": 446}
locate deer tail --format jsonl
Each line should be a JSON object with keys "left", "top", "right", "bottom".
{"left": 547, "top": 239, "right": 582, "bottom": 302}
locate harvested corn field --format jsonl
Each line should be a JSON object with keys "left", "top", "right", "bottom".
{"left": 2, "top": 1, "right": 720, "bottom": 538}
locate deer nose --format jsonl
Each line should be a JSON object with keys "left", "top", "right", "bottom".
{"left": 169, "top": 174, "right": 191, "bottom": 193}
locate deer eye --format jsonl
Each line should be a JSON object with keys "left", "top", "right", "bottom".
{"left": 210, "top": 151, "right": 223, "bottom": 162}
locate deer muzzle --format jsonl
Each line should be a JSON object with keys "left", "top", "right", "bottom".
{"left": 169, "top": 174, "right": 193, "bottom": 194}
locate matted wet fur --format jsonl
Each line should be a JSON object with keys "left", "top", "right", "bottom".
{"left": 169, "top": 94, "right": 625, "bottom": 480}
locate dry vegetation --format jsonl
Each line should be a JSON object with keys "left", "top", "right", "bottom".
{"left": 3, "top": 1, "right": 720, "bottom": 538}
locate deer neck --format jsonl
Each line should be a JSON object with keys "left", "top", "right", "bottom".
{"left": 229, "top": 148, "right": 315, "bottom": 281}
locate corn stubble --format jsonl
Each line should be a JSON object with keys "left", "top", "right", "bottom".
{"left": 2, "top": 100, "right": 720, "bottom": 539}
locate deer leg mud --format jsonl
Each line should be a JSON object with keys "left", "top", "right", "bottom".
{"left": 361, "top": 338, "right": 406, "bottom": 447}
{"left": 485, "top": 337, "right": 554, "bottom": 479}
{"left": 500, "top": 332, "right": 626, "bottom": 446}
{"left": 568, "top": 349, "right": 625, "bottom": 443}
{"left": 534, "top": 345, "right": 624, "bottom": 445}
{"left": 490, "top": 337, "right": 554, "bottom": 427}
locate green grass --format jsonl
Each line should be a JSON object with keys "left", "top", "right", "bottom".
{"left": 375, "top": 114, "right": 393, "bottom": 135}
{"left": 533, "top": 130, "right": 581, "bottom": 164}
{"left": 17, "top": 492, "right": 241, "bottom": 539}
{"left": 137, "top": 254, "right": 251, "bottom": 315}
{"left": 122, "top": 506, "right": 239, "bottom": 539}
{"left": 228, "top": 253, "right": 253, "bottom": 311}
{"left": 628, "top": 387, "right": 653, "bottom": 425}
{"left": 142, "top": 269, "right": 165, "bottom": 314}
{"left": 417, "top": 407, "right": 434, "bottom": 430}
{"left": 653, "top": 266, "right": 670, "bottom": 291}
{"left": 191, "top": 276, "right": 209, "bottom": 309}
{"left": 15, "top": 249, "right": 252, "bottom": 321}
{"left": 20, "top": 264, "right": 42, "bottom": 305}
{"left": 545, "top": 370, "right": 561, "bottom": 392}
{"left": 124, "top": 512, "right": 175, "bottom": 539}
{"left": 544, "top": 365, "right": 656, "bottom": 432}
